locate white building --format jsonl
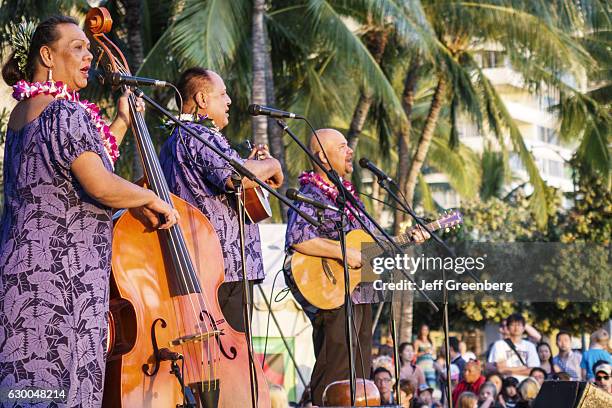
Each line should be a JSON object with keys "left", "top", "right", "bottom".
{"left": 426, "top": 49, "right": 576, "bottom": 209}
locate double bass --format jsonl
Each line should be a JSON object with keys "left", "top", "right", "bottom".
{"left": 85, "top": 8, "right": 270, "bottom": 407}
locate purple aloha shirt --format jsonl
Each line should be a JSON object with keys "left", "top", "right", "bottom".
{"left": 0, "top": 99, "right": 113, "bottom": 407}
{"left": 160, "top": 122, "right": 264, "bottom": 282}
{"left": 285, "top": 181, "right": 378, "bottom": 304}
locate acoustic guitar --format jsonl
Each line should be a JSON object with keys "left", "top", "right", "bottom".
{"left": 289, "top": 211, "right": 463, "bottom": 310}
{"left": 243, "top": 141, "right": 273, "bottom": 223}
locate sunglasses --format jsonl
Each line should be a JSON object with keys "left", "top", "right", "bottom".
{"left": 596, "top": 375, "right": 610, "bottom": 381}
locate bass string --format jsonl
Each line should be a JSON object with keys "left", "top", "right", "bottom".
{"left": 111, "top": 57, "right": 220, "bottom": 386}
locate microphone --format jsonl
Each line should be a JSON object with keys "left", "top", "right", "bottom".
{"left": 359, "top": 157, "right": 393, "bottom": 183}
{"left": 286, "top": 188, "right": 339, "bottom": 212}
{"left": 248, "top": 104, "right": 301, "bottom": 119}
{"left": 94, "top": 70, "right": 168, "bottom": 87}
{"left": 158, "top": 348, "right": 183, "bottom": 361}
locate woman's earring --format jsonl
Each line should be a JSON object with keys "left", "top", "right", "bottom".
{"left": 47, "top": 69, "right": 53, "bottom": 82}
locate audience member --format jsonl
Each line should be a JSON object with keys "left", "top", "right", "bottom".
{"left": 452, "top": 360, "right": 486, "bottom": 406}
{"left": 488, "top": 314, "right": 539, "bottom": 381}
{"left": 414, "top": 324, "right": 437, "bottom": 390}
{"left": 498, "top": 319, "right": 542, "bottom": 343}
{"left": 398, "top": 379, "right": 416, "bottom": 408}
{"left": 450, "top": 336, "right": 467, "bottom": 376}
{"left": 489, "top": 313, "right": 540, "bottom": 380}
{"left": 435, "top": 359, "right": 459, "bottom": 406}
{"left": 457, "top": 391, "right": 479, "bottom": 408}
{"left": 552, "top": 330, "right": 582, "bottom": 380}
{"left": 461, "top": 340, "right": 478, "bottom": 362}
{"left": 580, "top": 329, "right": 612, "bottom": 381}
{"left": 516, "top": 377, "right": 540, "bottom": 408}
{"left": 486, "top": 319, "right": 541, "bottom": 371}
{"left": 373, "top": 366, "right": 395, "bottom": 405}
{"left": 478, "top": 381, "right": 500, "bottom": 408}
{"left": 417, "top": 383, "right": 434, "bottom": 407}
{"left": 550, "top": 371, "right": 571, "bottom": 381}
{"left": 593, "top": 361, "right": 612, "bottom": 394}
{"left": 528, "top": 367, "right": 546, "bottom": 386}
{"left": 498, "top": 377, "right": 519, "bottom": 408}
{"left": 399, "top": 342, "right": 426, "bottom": 390}
{"left": 485, "top": 372, "right": 504, "bottom": 395}
{"left": 536, "top": 342, "right": 556, "bottom": 376}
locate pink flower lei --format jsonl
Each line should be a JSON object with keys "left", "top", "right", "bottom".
{"left": 12, "top": 80, "right": 119, "bottom": 166}
{"left": 298, "top": 171, "right": 362, "bottom": 221}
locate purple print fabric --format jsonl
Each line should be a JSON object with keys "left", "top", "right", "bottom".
{"left": 0, "top": 99, "right": 113, "bottom": 407}
{"left": 285, "top": 180, "right": 378, "bottom": 304}
{"left": 160, "top": 122, "right": 264, "bottom": 282}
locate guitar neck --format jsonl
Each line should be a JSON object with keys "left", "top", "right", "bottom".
{"left": 392, "top": 220, "right": 442, "bottom": 247}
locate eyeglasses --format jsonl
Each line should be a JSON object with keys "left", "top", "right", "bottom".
{"left": 596, "top": 375, "right": 610, "bottom": 381}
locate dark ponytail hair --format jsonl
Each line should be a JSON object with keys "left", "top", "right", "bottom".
{"left": 2, "top": 15, "right": 78, "bottom": 86}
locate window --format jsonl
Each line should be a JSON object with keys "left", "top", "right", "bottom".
{"left": 510, "top": 153, "right": 524, "bottom": 172}
{"left": 537, "top": 127, "right": 558, "bottom": 144}
{"left": 547, "top": 159, "right": 565, "bottom": 178}
{"left": 481, "top": 51, "right": 506, "bottom": 68}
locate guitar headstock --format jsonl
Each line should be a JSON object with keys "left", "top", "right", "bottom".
{"left": 437, "top": 210, "right": 463, "bottom": 232}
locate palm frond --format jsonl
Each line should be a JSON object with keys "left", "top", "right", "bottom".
{"left": 170, "top": 0, "right": 250, "bottom": 72}
{"left": 472, "top": 62, "right": 550, "bottom": 226}
{"left": 417, "top": 173, "right": 436, "bottom": 213}
{"left": 301, "top": 0, "right": 409, "bottom": 120}
{"left": 428, "top": 137, "right": 482, "bottom": 199}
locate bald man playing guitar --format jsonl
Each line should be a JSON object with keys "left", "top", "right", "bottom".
{"left": 284, "top": 129, "right": 429, "bottom": 406}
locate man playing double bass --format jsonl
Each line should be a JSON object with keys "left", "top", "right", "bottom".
{"left": 160, "top": 67, "right": 283, "bottom": 331}
{"left": 284, "top": 129, "right": 429, "bottom": 406}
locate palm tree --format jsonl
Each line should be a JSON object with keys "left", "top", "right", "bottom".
{"left": 346, "top": 27, "right": 390, "bottom": 151}
{"left": 251, "top": 0, "right": 269, "bottom": 147}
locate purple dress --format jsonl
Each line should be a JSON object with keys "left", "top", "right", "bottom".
{"left": 0, "top": 99, "right": 112, "bottom": 407}
{"left": 160, "top": 122, "right": 264, "bottom": 282}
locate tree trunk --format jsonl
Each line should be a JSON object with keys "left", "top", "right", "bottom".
{"left": 263, "top": 21, "right": 288, "bottom": 221}
{"left": 346, "top": 29, "right": 389, "bottom": 151}
{"left": 121, "top": 0, "right": 144, "bottom": 179}
{"left": 393, "top": 61, "right": 420, "bottom": 235}
{"left": 371, "top": 179, "right": 382, "bottom": 219}
{"left": 393, "top": 288, "right": 414, "bottom": 344}
{"left": 394, "top": 60, "right": 421, "bottom": 346}
{"left": 251, "top": 0, "right": 269, "bottom": 146}
{"left": 347, "top": 93, "right": 374, "bottom": 151}
{"left": 403, "top": 77, "right": 447, "bottom": 208}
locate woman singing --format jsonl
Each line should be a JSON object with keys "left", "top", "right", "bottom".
{"left": 0, "top": 15, "right": 178, "bottom": 407}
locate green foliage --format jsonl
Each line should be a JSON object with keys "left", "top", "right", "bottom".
{"left": 451, "top": 160, "right": 612, "bottom": 336}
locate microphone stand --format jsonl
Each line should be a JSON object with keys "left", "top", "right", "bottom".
{"left": 134, "top": 89, "right": 322, "bottom": 408}
{"left": 372, "top": 176, "right": 481, "bottom": 408}
{"left": 231, "top": 173, "right": 258, "bottom": 408}
{"left": 276, "top": 119, "right": 439, "bottom": 406}
{"left": 337, "top": 210, "right": 357, "bottom": 405}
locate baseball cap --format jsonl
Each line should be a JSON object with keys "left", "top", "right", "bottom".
{"left": 418, "top": 384, "right": 434, "bottom": 394}
{"left": 594, "top": 363, "right": 612, "bottom": 376}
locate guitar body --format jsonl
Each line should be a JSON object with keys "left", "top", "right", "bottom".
{"left": 289, "top": 211, "right": 463, "bottom": 310}
{"left": 244, "top": 186, "right": 272, "bottom": 223}
{"left": 290, "top": 229, "right": 379, "bottom": 310}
